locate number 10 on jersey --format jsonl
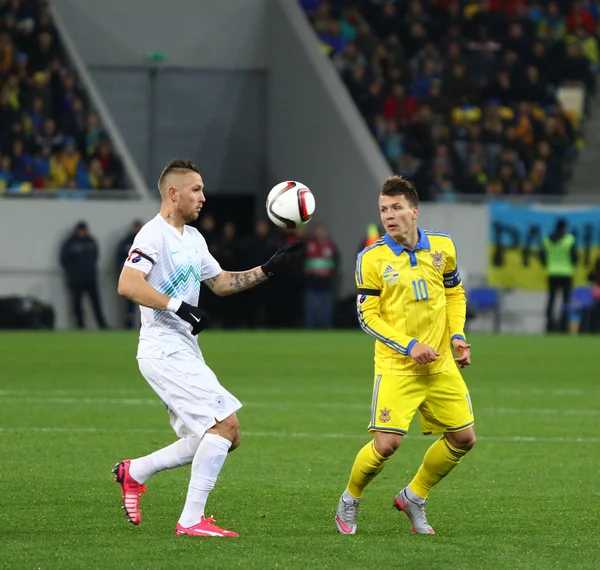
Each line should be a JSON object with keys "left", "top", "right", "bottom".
{"left": 412, "top": 279, "right": 429, "bottom": 301}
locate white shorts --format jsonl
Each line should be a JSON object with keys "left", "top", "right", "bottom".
{"left": 138, "top": 350, "right": 242, "bottom": 438}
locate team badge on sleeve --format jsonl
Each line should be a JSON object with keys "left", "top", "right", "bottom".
{"left": 431, "top": 251, "right": 445, "bottom": 271}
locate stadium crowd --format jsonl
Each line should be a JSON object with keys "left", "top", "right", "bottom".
{"left": 301, "top": 0, "right": 596, "bottom": 200}
{"left": 0, "top": 0, "right": 124, "bottom": 195}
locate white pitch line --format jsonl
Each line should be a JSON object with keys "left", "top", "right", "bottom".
{"left": 1, "top": 395, "right": 599, "bottom": 417}
{"left": 0, "top": 396, "right": 160, "bottom": 405}
{"left": 481, "top": 407, "right": 600, "bottom": 417}
{"left": 0, "top": 426, "right": 598, "bottom": 444}
{"left": 1, "top": 386, "right": 599, "bottom": 397}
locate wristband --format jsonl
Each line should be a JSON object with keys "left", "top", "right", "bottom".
{"left": 167, "top": 298, "right": 182, "bottom": 313}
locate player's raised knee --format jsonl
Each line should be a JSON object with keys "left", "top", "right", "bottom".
{"left": 229, "top": 428, "right": 241, "bottom": 452}
{"left": 463, "top": 433, "right": 476, "bottom": 451}
{"left": 211, "top": 413, "right": 240, "bottom": 444}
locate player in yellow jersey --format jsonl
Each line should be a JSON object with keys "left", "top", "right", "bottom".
{"left": 335, "top": 176, "right": 475, "bottom": 535}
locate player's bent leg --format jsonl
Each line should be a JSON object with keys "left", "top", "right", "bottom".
{"left": 176, "top": 413, "right": 239, "bottom": 537}
{"left": 395, "top": 427, "right": 476, "bottom": 535}
{"left": 114, "top": 438, "right": 202, "bottom": 526}
{"left": 112, "top": 460, "right": 147, "bottom": 526}
{"left": 349, "top": 434, "right": 401, "bottom": 498}
{"left": 394, "top": 488, "right": 435, "bottom": 535}
{"left": 128, "top": 436, "right": 202, "bottom": 485}
{"left": 336, "top": 433, "right": 403, "bottom": 535}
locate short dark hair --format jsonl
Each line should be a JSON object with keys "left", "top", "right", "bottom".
{"left": 380, "top": 175, "right": 419, "bottom": 207}
{"left": 157, "top": 159, "right": 200, "bottom": 194}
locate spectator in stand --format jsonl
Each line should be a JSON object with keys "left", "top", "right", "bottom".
{"left": 31, "top": 144, "right": 51, "bottom": 188}
{"left": 0, "top": 154, "right": 13, "bottom": 191}
{"left": 35, "top": 117, "right": 63, "bottom": 151}
{"left": 537, "top": 2, "right": 566, "bottom": 42}
{"left": 566, "top": 1, "right": 596, "bottom": 34}
{"left": 0, "top": 31, "right": 14, "bottom": 73}
{"left": 26, "top": 96, "right": 46, "bottom": 138}
{"left": 61, "top": 96, "right": 86, "bottom": 147}
{"left": 87, "top": 157, "right": 108, "bottom": 190}
{"left": 383, "top": 83, "right": 418, "bottom": 123}
{"left": 11, "top": 138, "right": 32, "bottom": 183}
{"left": 85, "top": 112, "right": 103, "bottom": 156}
{"left": 2, "top": 73, "right": 21, "bottom": 110}
{"left": 94, "top": 138, "right": 124, "bottom": 188}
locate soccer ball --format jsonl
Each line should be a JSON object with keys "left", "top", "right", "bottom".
{"left": 266, "top": 181, "right": 315, "bottom": 229}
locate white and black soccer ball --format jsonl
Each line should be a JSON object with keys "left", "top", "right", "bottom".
{"left": 266, "top": 181, "right": 315, "bottom": 229}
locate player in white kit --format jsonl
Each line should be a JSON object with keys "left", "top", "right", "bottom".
{"left": 113, "top": 159, "right": 301, "bottom": 537}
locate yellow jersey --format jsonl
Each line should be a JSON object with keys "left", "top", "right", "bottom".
{"left": 356, "top": 228, "right": 466, "bottom": 376}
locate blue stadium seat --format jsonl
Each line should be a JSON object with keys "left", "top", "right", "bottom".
{"left": 571, "top": 286, "right": 594, "bottom": 309}
{"left": 569, "top": 286, "right": 594, "bottom": 333}
{"left": 467, "top": 287, "right": 501, "bottom": 333}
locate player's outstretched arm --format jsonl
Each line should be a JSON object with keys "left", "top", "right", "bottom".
{"left": 202, "top": 242, "right": 304, "bottom": 296}
{"left": 202, "top": 268, "right": 269, "bottom": 297}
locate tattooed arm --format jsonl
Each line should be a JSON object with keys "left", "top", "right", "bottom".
{"left": 202, "top": 268, "right": 269, "bottom": 296}
{"left": 203, "top": 242, "right": 303, "bottom": 296}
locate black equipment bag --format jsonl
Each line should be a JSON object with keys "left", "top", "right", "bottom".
{"left": 0, "top": 296, "right": 55, "bottom": 330}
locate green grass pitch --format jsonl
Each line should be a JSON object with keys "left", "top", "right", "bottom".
{"left": 1, "top": 331, "right": 599, "bottom": 569}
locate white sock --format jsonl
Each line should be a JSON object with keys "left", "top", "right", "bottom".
{"left": 404, "top": 486, "right": 426, "bottom": 505}
{"left": 178, "top": 433, "right": 232, "bottom": 528}
{"left": 129, "top": 436, "right": 202, "bottom": 484}
{"left": 343, "top": 489, "right": 359, "bottom": 502}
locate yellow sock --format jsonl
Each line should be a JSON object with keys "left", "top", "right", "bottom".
{"left": 409, "top": 436, "right": 468, "bottom": 499}
{"left": 347, "top": 441, "right": 388, "bottom": 499}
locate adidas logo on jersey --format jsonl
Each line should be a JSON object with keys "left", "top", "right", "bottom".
{"left": 382, "top": 265, "right": 399, "bottom": 285}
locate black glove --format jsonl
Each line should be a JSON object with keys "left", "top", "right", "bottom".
{"left": 175, "top": 302, "right": 210, "bottom": 335}
{"left": 261, "top": 241, "right": 304, "bottom": 277}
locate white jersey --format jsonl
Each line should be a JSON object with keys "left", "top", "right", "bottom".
{"left": 123, "top": 214, "right": 221, "bottom": 359}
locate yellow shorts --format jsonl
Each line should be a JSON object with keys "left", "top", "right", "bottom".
{"left": 368, "top": 368, "right": 474, "bottom": 436}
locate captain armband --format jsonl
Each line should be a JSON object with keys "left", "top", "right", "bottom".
{"left": 357, "top": 288, "right": 381, "bottom": 296}
{"left": 356, "top": 288, "right": 380, "bottom": 305}
{"left": 443, "top": 268, "right": 461, "bottom": 288}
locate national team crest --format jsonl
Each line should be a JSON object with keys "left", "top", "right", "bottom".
{"left": 382, "top": 265, "right": 399, "bottom": 285}
{"left": 431, "top": 251, "right": 445, "bottom": 271}
{"left": 379, "top": 408, "right": 391, "bottom": 423}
